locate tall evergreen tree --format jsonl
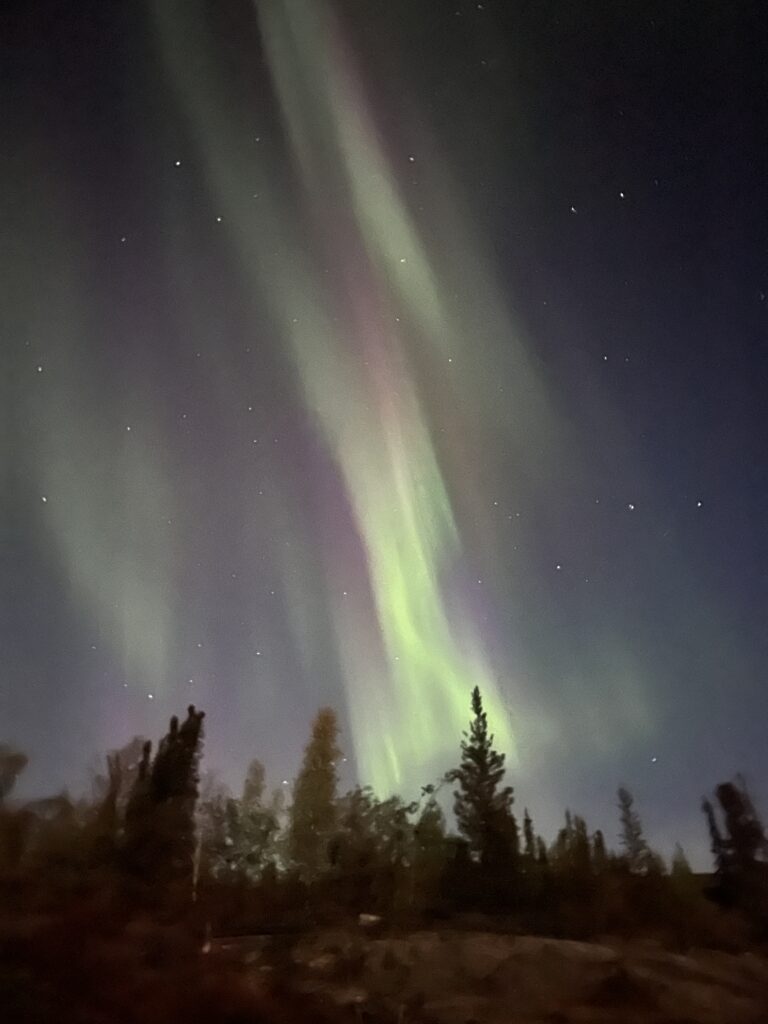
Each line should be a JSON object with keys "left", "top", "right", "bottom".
{"left": 0, "top": 745, "right": 27, "bottom": 805}
{"left": 617, "top": 786, "right": 650, "bottom": 872}
{"left": 671, "top": 843, "right": 692, "bottom": 878}
{"left": 714, "top": 778, "right": 768, "bottom": 872}
{"left": 571, "top": 814, "right": 592, "bottom": 874}
{"left": 288, "top": 707, "right": 340, "bottom": 880}
{"left": 447, "top": 686, "right": 516, "bottom": 868}
{"left": 523, "top": 807, "right": 536, "bottom": 860}
{"left": 592, "top": 829, "right": 608, "bottom": 872}
{"left": 702, "top": 796, "right": 726, "bottom": 869}
{"left": 552, "top": 811, "right": 591, "bottom": 874}
{"left": 123, "top": 706, "right": 205, "bottom": 899}
{"left": 703, "top": 776, "right": 768, "bottom": 912}
{"left": 242, "top": 758, "right": 267, "bottom": 807}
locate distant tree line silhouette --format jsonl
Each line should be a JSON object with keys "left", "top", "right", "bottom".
{"left": 1, "top": 689, "right": 767, "bottom": 948}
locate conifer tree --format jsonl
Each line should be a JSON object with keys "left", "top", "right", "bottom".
{"left": 243, "top": 758, "right": 267, "bottom": 807}
{"left": 447, "top": 686, "right": 516, "bottom": 868}
{"left": 0, "top": 745, "right": 27, "bottom": 805}
{"left": 91, "top": 752, "right": 121, "bottom": 864}
{"left": 702, "top": 796, "right": 726, "bottom": 870}
{"left": 288, "top": 707, "right": 340, "bottom": 880}
{"left": 523, "top": 807, "right": 536, "bottom": 860}
{"left": 592, "top": 829, "right": 608, "bottom": 872}
{"left": 671, "top": 843, "right": 692, "bottom": 878}
{"left": 409, "top": 794, "right": 448, "bottom": 912}
{"left": 552, "top": 811, "right": 591, "bottom": 873}
{"left": 617, "top": 786, "right": 650, "bottom": 872}
{"left": 703, "top": 776, "right": 768, "bottom": 904}
{"left": 229, "top": 759, "right": 279, "bottom": 879}
{"left": 715, "top": 778, "right": 768, "bottom": 872}
{"left": 123, "top": 706, "right": 205, "bottom": 898}
{"left": 571, "top": 814, "right": 592, "bottom": 873}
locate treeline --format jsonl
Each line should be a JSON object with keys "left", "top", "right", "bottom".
{"left": 1, "top": 689, "right": 768, "bottom": 951}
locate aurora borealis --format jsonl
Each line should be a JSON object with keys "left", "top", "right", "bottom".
{"left": 5, "top": 1, "right": 767, "bottom": 863}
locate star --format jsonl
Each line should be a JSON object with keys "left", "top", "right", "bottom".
{"left": 555, "top": 563, "right": 562, "bottom": 571}
{"left": 570, "top": 205, "right": 577, "bottom": 213}
{"left": 41, "top": 495, "right": 47, "bottom": 503}
{"left": 36, "top": 364, "right": 43, "bottom": 373}
{"left": 174, "top": 159, "right": 181, "bottom": 166}
{"left": 627, "top": 503, "right": 635, "bottom": 511}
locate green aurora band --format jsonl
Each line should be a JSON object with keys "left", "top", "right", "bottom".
{"left": 151, "top": 0, "right": 563, "bottom": 793}
{"left": 253, "top": 3, "right": 519, "bottom": 790}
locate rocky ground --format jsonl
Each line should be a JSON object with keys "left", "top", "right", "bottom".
{"left": 212, "top": 927, "right": 768, "bottom": 1024}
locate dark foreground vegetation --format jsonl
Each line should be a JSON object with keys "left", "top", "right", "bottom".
{"left": 1, "top": 689, "right": 767, "bottom": 1022}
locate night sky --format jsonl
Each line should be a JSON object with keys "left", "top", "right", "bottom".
{"left": 5, "top": 1, "right": 767, "bottom": 866}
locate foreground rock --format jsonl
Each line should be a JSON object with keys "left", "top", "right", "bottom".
{"left": 214, "top": 928, "right": 768, "bottom": 1023}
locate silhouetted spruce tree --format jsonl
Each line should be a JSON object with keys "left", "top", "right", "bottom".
{"left": 412, "top": 792, "right": 448, "bottom": 914}
{"left": 122, "top": 706, "right": 205, "bottom": 901}
{"left": 617, "top": 786, "right": 651, "bottom": 872}
{"left": 702, "top": 796, "right": 726, "bottom": 870}
{"left": 287, "top": 707, "right": 340, "bottom": 881}
{"left": 703, "top": 777, "right": 768, "bottom": 918}
{"left": 572, "top": 815, "right": 592, "bottom": 874}
{"left": 523, "top": 808, "right": 536, "bottom": 861}
{"left": 535, "top": 836, "right": 548, "bottom": 866}
{"left": 551, "top": 811, "right": 592, "bottom": 875}
{"left": 0, "top": 745, "right": 27, "bottom": 805}
{"left": 714, "top": 777, "right": 767, "bottom": 872}
{"left": 236, "top": 758, "right": 280, "bottom": 879}
{"left": 552, "top": 810, "right": 572, "bottom": 866}
{"left": 91, "top": 752, "right": 122, "bottom": 865}
{"left": 592, "top": 829, "right": 608, "bottom": 872}
{"left": 671, "top": 843, "right": 692, "bottom": 878}
{"left": 447, "top": 686, "right": 516, "bottom": 869}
